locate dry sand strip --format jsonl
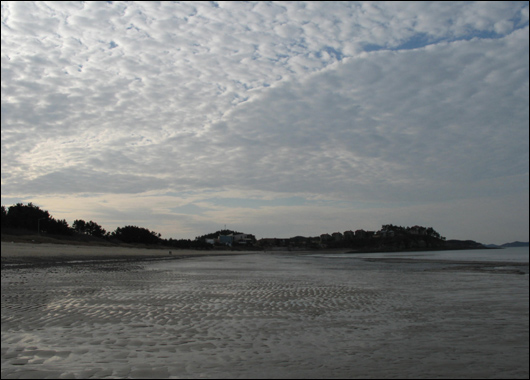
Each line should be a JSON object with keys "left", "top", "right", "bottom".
{"left": 1, "top": 242, "right": 251, "bottom": 268}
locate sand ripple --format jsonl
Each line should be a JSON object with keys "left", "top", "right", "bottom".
{"left": 2, "top": 254, "right": 529, "bottom": 378}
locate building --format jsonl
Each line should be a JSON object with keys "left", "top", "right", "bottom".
{"left": 343, "top": 230, "right": 355, "bottom": 241}
{"left": 355, "top": 229, "right": 366, "bottom": 238}
{"left": 218, "top": 235, "right": 234, "bottom": 246}
{"left": 233, "top": 233, "right": 255, "bottom": 245}
{"left": 289, "top": 236, "right": 310, "bottom": 247}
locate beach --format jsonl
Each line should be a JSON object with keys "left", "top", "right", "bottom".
{"left": 1, "top": 241, "right": 251, "bottom": 268}
{"left": 2, "top": 244, "right": 529, "bottom": 379}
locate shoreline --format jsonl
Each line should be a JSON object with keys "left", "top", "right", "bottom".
{"left": 2, "top": 240, "right": 527, "bottom": 272}
{"left": 0, "top": 241, "right": 252, "bottom": 269}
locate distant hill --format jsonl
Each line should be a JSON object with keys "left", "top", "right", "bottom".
{"left": 501, "top": 241, "right": 529, "bottom": 248}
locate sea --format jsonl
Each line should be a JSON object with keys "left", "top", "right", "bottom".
{"left": 309, "top": 246, "right": 530, "bottom": 263}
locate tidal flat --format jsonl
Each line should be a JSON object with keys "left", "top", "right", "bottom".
{"left": 2, "top": 251, "right": 529, "bottom": 379}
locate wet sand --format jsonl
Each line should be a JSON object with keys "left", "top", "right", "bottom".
{"left": 2, "top": 249, "right": 529, "bottom": 379}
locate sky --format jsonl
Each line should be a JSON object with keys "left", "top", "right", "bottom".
{"left": 1, "top": 1, "right": 529, "bottom": 245}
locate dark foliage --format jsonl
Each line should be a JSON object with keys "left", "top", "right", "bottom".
{"left": 3, "top": 203, "right": 475, "bottom": 252}
{"left": 1, "top": 203, "right": 73, "bottom": 235}
{"left": 2, "top": 203, "right": 50, "bottom": 231}
{"left": 43, "top": 218, "right": 74, "bottom": 236}
{"left": 73, "top": 219, "right": 107, "bottom": 238}
{"left": 165, "top": 238, "right": 212, "bottom": 250}
{"left": 111, "top": 225, "right": 161, "bottom": 245}
{"left": 195, "top": 229, "right": 243, "bottom": 242}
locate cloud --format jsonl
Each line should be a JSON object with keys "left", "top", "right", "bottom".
{"left": 1, "top": 167, "right": 169, "bottom": 196}
{"left": 1, "top": 1, "right": 528, "bottom": 242}
{"left": 195, "top": 28, "right": 528, "bottom": 203}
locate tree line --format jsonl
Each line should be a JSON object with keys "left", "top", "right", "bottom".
{"left": 1, "top": 202, "right": 209, "bottom": 248}
{"left": 1, "top": 203, "right": 72, "bottom": 236}
{"left": 2, "top": 203, "right": 453, "bottom": 251}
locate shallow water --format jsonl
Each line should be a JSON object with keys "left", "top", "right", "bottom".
{"left": 2, "top": 253, "right": 529, "bottom": 378}
{"left": 311, "top": 247, "right": 530, "bottom": 263}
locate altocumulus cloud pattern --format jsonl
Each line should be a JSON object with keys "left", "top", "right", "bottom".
{"left": 1, "top": 1, "right": 529, "bottom": 243}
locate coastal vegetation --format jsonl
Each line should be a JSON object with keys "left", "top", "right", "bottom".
{"left": 1, "top": 203, "right": 211, "bottom": 249}
{"left": 0, "top": 202, "right": 510, "bottom": 252}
